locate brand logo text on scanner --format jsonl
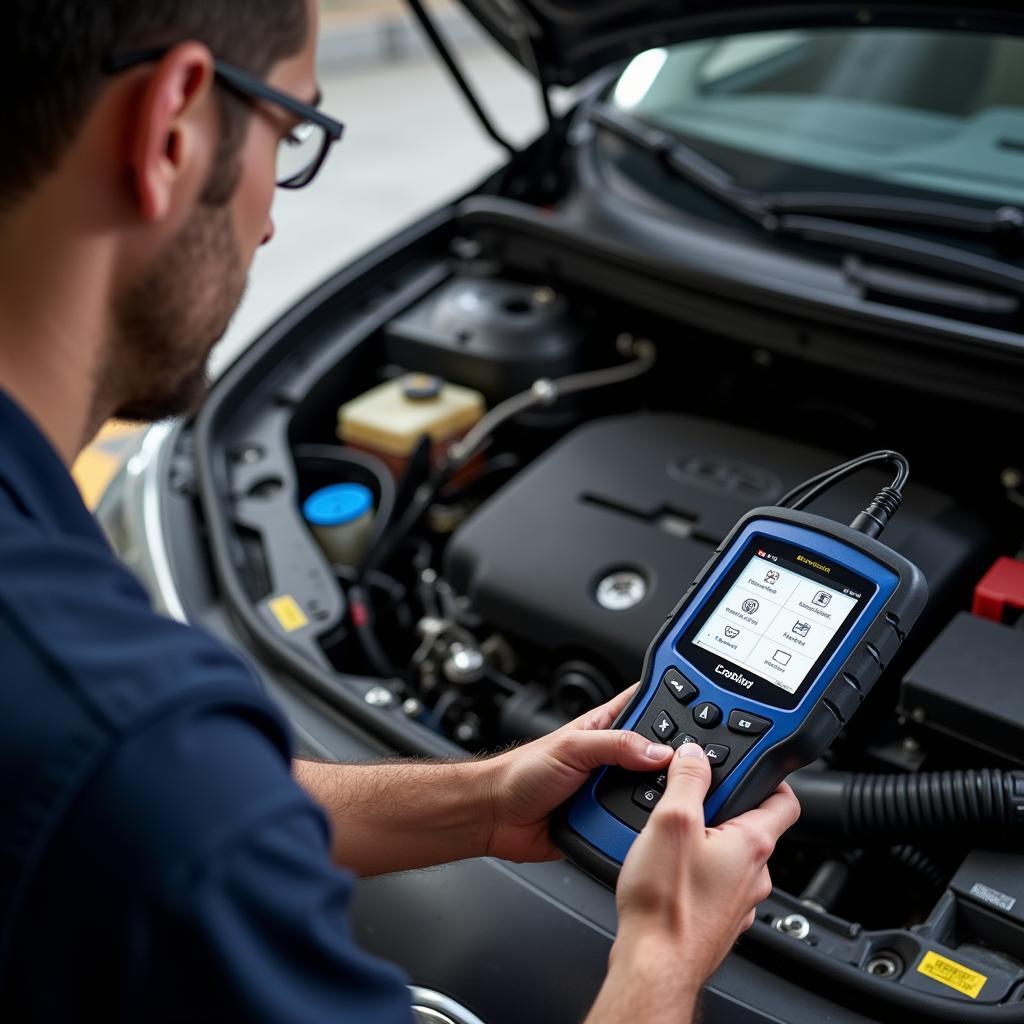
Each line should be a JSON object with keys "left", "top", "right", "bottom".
{"left": 715, "top": 663, "right": 755, "bottom": 689}
{"left": 796, "top": 554, "right": 832, "bottom": 574}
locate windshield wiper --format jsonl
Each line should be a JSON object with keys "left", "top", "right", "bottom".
{"left": 589, "top": 103, "right": 1024, "bottom": 244}
{"left": 764, "top": 190, "right": 1024, "bottom": 244}
{"left": 588, "top": 103, "right": 770, "bottom": 227}
{"left": 588, "top": 102, "right": 1024, "bottom": 301}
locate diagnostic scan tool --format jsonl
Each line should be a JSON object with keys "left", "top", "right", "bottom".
{"left": 553, "top": 452, "right": 928, "bottom": 885}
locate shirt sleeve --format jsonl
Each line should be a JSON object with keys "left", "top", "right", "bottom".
{"left": 16, "top": 698, "right": 415, "bottom": 1024}
{"left": 154, "top": 801, "right": 416, "bottom": 1024}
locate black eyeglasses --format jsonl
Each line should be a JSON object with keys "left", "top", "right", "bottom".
{"left": 105, "top": 48, "right": 345, "bottom": 189}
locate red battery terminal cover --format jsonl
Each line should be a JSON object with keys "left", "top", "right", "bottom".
{"left": 973, "top": 557, "right": 1024, "bottom": 624}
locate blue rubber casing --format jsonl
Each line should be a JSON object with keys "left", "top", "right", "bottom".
{"left": 552, "top": 506, "right": 927, "bottom": 885}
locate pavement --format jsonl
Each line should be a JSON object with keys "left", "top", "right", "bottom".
{"left": 75, "top": 24, "right": 549, "bottom": 503}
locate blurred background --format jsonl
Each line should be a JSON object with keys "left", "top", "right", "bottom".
{"left": 76, "top": 0, "right": 546, "bottom": 503}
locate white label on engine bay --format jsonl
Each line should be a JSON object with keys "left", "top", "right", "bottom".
{"left": 969, "top": 882, "right": 1016, "bottom": 913}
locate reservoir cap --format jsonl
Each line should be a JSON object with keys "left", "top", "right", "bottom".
{"left": 402, "top": 373, "right": 444, "bottom": 401}
{"left": 303, "top": 483, "right": 372, "bottom": 527}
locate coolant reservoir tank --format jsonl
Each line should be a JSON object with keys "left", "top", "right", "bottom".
{"left": 337, "top": 373, "right": 485, "bottom": 478}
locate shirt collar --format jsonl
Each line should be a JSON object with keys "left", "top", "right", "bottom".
{"left": 0, "top": 390, "right": 108, "bottom": 545}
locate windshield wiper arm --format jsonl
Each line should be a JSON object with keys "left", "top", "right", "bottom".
{"left": 774, "top": 214, "right": 1024, "bottom": 299}
{"left": 588, "top": 103, "right": 772, "bottom": 227}
{"left": 589, "top": 102, "right": 1024, "bottom": 245}
{"left": 589, "top": 102, "right": 1024, "bottom": 299}
{"left": 765, "top": 191, "right": 1024, "bottom": 245}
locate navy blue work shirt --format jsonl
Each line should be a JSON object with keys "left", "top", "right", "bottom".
{"left": 0, "top": 392, "right": 414, "bottom": 1022}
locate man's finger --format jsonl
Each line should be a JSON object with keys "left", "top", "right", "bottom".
{"left": 553, "top": 728, "right": 673, "bottom": 772}
{"left": 716, "top": 782, "right": 801, "bottom": 843}
{"left": 568, "top": 683, "right": 640, "bottom": 733}
{"left": 659, "top": 741, "right": 712, "bottom": 810}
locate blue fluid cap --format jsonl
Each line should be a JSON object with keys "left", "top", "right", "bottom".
{"left": 303, "top": 483, "right": 373, "bottom": 526}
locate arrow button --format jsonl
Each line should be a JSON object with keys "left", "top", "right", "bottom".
{"left": 691, "top": 701, "right": 722, "bottom": 729}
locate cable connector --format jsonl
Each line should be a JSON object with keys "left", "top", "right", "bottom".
{"left": 780, "top": 449, "right": 909, "bottom": 538}
{"left": 850, "top": 485, "right": 903, "bottom": 539}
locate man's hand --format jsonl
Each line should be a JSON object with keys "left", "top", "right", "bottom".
{"left": 585, "top": 744, "right": 801, "bottom": 1024}
{"left": 482, "top": 685, "right": 676, "bottom": 862}
{"left": 292, "top": 685, "right": 669, "bottom": 877}
{"left": 296, "top": 682, "right": 797, "bottom": 896}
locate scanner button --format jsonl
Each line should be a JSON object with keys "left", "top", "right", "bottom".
{"left": 692, "top": 702, "right": 722, "bottom": 729}
{"left": 671, "top": 733, "right": 699, "bottom": 750}
{"left": 652, "top": 710, "right": 677, "bottom": 741}
{"left": 633, "top": 784, "right": 662, "bottom": 811}
{"left": 662, "top": 668, "right": 698, "bottom": 705}
{"left": 728, "top": 710, "right": 771, "bottom": 736}
{"left": 704, "top": 743, "right": 730, "bottom": 767}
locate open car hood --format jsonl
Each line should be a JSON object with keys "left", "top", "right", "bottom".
{"left": 454, "top": 0, "right": 1024, "bottom": 87}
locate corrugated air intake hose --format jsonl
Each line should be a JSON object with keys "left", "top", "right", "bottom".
{"left": 789, "top": 768, "right": 1024, "bottom": 843}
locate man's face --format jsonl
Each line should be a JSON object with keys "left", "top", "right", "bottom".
{"left": 110, "top": 1, "right": 319, "bottom": 423}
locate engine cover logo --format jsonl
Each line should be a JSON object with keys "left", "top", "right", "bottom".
{"left": 595, "top": 570, "right": 647, "bottom": 611}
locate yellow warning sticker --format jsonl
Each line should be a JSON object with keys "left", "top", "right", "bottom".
{"left": 916, "top": 951, "right": 987, "bottom": 999}
{"left": 268, "top": 594, "right": 309, "bottom": 633}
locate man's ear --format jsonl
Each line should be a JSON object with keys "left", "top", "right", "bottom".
{"left": 126, "top": 42, "right": 217, "bottom": 223}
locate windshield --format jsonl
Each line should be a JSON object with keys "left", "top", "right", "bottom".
{"left": 610, "top": 28, "right": 1024, "bottom": 206}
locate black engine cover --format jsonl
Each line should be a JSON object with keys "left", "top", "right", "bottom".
{"left": 445, "top": 414, "right": 985, "bottom": 681}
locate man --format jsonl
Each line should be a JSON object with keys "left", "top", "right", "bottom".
{"left": 0, "top": 2, "right": 800, "bottom": 1021}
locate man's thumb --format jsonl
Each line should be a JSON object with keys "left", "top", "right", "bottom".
{"left": 663, "top": 741, "right": 712, "bottom": 806}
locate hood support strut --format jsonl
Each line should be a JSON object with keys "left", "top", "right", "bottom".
{"left": 405, "top": 0, "right": 516, "bottom": 155}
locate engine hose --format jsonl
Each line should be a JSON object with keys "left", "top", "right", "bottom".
{"left": 790, "top": 768, "right": 1024, "bottom": 843}
{"left": 347, "top": 584, "right": 406, "bottom": 684}
{"left": 445, "top": 335, "right": 656, "bottom": 470}
{"left": 886, "top": 844, "right": 950, "bottom": 895}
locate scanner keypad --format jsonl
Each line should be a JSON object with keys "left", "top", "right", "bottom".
{"left": 595, "top": 667, "right": 771, "bottom": 831}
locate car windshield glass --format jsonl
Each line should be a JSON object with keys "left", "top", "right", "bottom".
{"left": 610, "top": 28, "right": 1024, "bottom": 207}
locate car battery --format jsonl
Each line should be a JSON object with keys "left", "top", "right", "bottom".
{"left": 900, "top": 612, "right": 1024, "bottom": 763}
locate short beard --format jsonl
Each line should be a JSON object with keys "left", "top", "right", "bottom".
{"left": 106, "top": 163, "right": 247, "bottom": 424}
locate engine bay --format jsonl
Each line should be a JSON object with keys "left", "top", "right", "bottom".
{"left": 186, "top": 206, "right": 1024, "bottom": 1018}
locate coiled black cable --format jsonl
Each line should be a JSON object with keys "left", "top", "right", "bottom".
{"left": 790, "top": 767, "right": 1024, "bottom": 843}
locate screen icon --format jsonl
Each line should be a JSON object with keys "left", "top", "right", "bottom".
{"left": 812, "top": 590, "right": 832, "bottom": 607}
{"left": 764, "top": 570, "right": 780, "bottom": 585}
{"left": 741, "top": 598, "right": 759, "bottom": 614}
{"left": 723, "top": 625, "right": 740, "bottom": 639}
{"left": 792, "top": 620, "right": 811, "bottom": 637}
{"left": 771, "top": 649, "right": 792, "bottom": 666}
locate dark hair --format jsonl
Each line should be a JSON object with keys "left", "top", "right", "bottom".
{"left": 3, "top": 0, "right": 308, "bottom": 210}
